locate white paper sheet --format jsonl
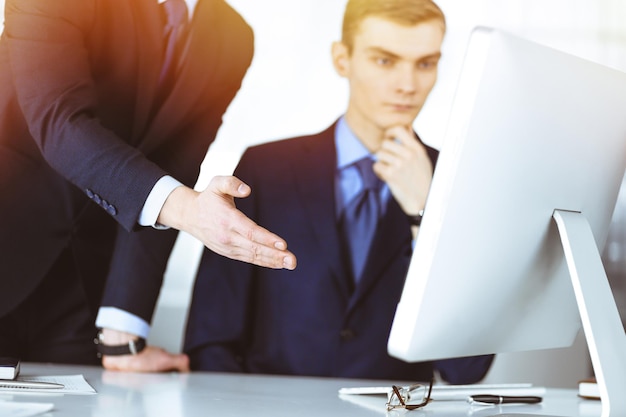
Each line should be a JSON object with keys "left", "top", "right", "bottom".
{"left": 0, "top": 375, "right": 96, "bottom": 395}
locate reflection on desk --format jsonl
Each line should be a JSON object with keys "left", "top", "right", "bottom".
{"left": 0, "top": 363, "right": 602, "bottom": 417}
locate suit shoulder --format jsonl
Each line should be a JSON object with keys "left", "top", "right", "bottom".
{"left": 242, "top": 128, "right": 331, "bottom": 160}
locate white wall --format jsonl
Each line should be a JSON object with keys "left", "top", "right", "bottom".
{"left": 3, "top": 0, "right": 625, "bottom": 387}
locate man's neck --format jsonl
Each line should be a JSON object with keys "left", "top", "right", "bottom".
{"left": 343, "top": 114, "right": 385, "bottom": 154}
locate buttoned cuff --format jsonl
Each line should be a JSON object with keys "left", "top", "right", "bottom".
{"left": 138, "top": 175, "right": 184, "bottom": 229}
{"left": 95, "top": 307, "right": 151, "bottom": 339}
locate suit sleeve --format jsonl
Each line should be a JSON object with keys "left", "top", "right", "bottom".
{"left": 183, "top": 150, "right": 258, "bottom": 371}
{"left": 4, "top": 0, "right": 164, "bottom": 230}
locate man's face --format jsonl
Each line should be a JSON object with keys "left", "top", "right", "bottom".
{"left": 333, "top": 17, "right": 444, "bottom": 143}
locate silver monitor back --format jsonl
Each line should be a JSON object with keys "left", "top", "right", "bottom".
{"left": 388, "top": 27, "right": 626, "bottom": 362}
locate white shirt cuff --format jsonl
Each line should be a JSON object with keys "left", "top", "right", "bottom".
{"left": 139, "top": 175, "right": 184, "bottom": 229}
{"left": 95, "top": 307, "right": 151, "bottom": 339}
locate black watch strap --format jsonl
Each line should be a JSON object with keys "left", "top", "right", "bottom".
{"left": 94, "top": 330, "right": 147, "bottom": 356}
{"left": 407, "top": 209, "right": 425, "bottom": 226}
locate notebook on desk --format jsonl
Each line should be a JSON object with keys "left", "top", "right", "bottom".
{"left": 0, "top": 357, "right": 20, "bottom": 380}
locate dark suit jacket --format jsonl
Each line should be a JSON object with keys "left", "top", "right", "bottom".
{"left": 0, "top": 0, "right": 253, "bottom": 321}
{"left": 184, "top": 124, "right": 493, "bottom": 383}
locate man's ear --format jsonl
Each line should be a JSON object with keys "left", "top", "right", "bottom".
{"left": 331, "top": 41, "right": 350, "bottom": 77}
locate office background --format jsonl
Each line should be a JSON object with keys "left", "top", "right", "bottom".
{"left": 2, "top": 0, "right": 625, "bottom": 387}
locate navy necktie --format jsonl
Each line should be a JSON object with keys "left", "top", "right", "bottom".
{"left": 340, "top": 157, "right": 384, "bottom": 284}
{"left": 159, "top": 0, "right": 189, "bottom": 85}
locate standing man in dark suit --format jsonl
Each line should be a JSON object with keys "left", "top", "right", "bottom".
{"left": 184, "top": 0, "right": 493, "bottom": 383}
{"left": 0, "top": 0, "right": 296, "bottom": 372}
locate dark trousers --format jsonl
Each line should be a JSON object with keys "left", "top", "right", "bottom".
{"left": 0, "top": 246, "right": 100, "bottom": 365}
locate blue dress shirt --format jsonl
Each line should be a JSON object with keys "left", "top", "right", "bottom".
{"left": 334, "top": 117, "right": 390, "bottom": 220}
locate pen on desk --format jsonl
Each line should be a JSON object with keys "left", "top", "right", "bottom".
{"left": 468, "top": 395, "right": 543, "bottom": 405}
{"left": 0, "top": 379, "right": 65, "bottom": 389}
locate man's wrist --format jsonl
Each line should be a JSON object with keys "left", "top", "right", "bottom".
{"left": 139, "top": 176, "right": 184, "bottom": 228}
{"left": 94, "top": 328, "right": 147, "bottom": 357}
{"left": 157, "top": 185, "right": 196, "bottom": 230}
{"left": 406, "top": 209, "right": 425, "bottom": 226}
{"left": 95, "top": 307, "right": 150, "bottom": 339}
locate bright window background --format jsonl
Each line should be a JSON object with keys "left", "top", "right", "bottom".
{"left": 3, "top": 0, "right": 626, "bottom": 386}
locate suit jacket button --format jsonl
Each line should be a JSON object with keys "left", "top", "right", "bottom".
{"left": 93, "top": 194, "right": 102, "bottom": 204}
{"left": 340, "top": 329, "right": 356, "bottom": 341}
{"left": 85, "top": 189, "right": 95, "bottom": 198}
{"left": 106, "top": 204, "right": 117, "bottom": 216}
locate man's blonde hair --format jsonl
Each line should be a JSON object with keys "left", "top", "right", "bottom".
{"left": 341, "top": 0, "right": 446, "bottom": 53}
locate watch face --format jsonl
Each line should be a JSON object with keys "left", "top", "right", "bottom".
{"left": 408, "top": 211, "right": 424, "bottom": 226}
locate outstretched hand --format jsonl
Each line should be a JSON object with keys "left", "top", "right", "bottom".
{"left": 159, "top": 175, "right": 297, "bottom": 270}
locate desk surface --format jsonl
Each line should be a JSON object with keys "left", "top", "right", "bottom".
{"left": 1, "top": 363, "right": 601, "bottom": 417}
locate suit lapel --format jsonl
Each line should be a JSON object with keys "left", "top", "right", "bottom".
{"left": 128, "top": 0, "right": 163, "bottom": 144}
{"left": 134, "top": 0, "right": 253, "bottom": 149}
{"left": 293, "top": 125, "right": 353, "bottom": 299}
{"left": 147, "top": 0, "right": 241, "bottom": 143}
{"left": 146, "top": 14, "right": 203, "bottom": 139}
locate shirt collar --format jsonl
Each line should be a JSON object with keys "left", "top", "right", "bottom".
{"left": 158, "top": 0, "right": 196, "bottom": 20}
{"left": 334, "top": 117, "right": 373, "bottom": 170}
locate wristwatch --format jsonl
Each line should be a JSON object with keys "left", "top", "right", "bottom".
{"left": 407, "top": 209, "right": 425, "bottom": 226}
{"left": 94, "top": 329, "right": 146, "bottom": 357}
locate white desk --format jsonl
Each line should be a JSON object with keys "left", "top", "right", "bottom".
{"left": 1, "top": 363, "right": 601, "bottom": 417}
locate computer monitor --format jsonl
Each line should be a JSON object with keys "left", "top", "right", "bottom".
{"left": 387, "top": 27, "right": 626, "bottom": 417}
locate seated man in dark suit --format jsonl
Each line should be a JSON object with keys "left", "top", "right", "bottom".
{"left": 183, "top": 0, "right": 493, "bottom": 383}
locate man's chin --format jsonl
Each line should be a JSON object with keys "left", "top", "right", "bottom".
{"left": 379, "top": 117, "right": 418, "bottom": 130}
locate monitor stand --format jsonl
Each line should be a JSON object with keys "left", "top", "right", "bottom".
{"left": 491, "top": 210, "right": 626, "bottom": 417}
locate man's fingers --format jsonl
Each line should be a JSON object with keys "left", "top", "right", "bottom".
{"left": 219, "top": 214, "right": 297, "bottom": 270}
{"left": 384, "top": 125, "right": 416, "bottom": 147}
{"left": 215, "top": 240, "right": 296, "bottom": 270}
{"left": 237, "top": 228, "right": 297, "bottom": 270}
{"left": 209, "top": 175, "right": 251, "bottom": 198}
{"left": 199, "top": 175, "right": 297, "bottom": 270}
{"left": 102, "top": 348, "right": 190, "bottom": 373}
{"left": 157, "top": 352, "right": 190, "bottom": 373}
